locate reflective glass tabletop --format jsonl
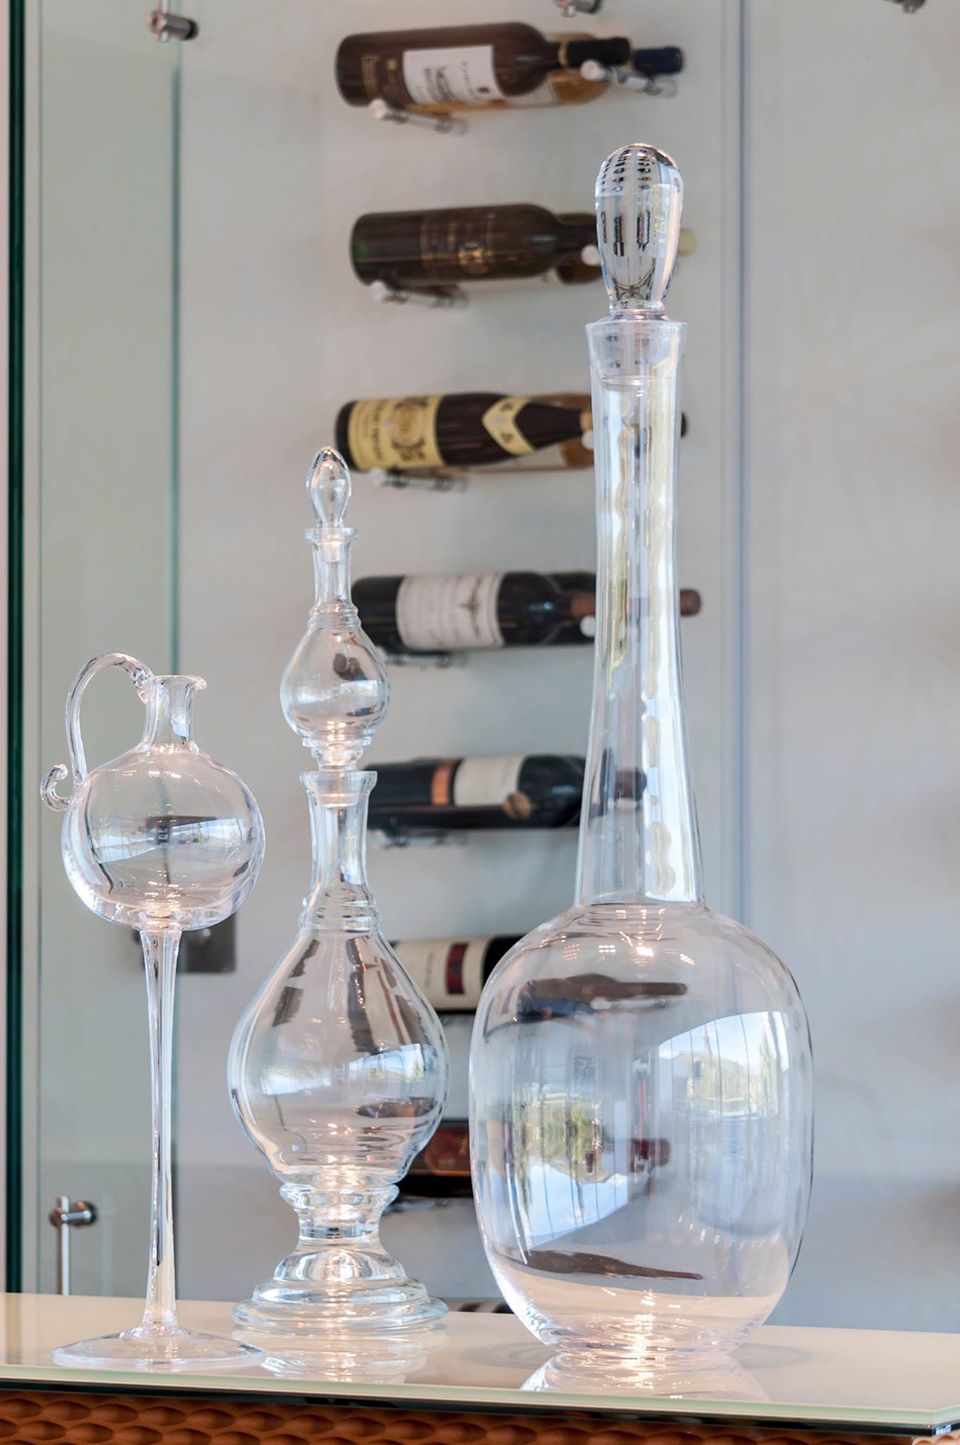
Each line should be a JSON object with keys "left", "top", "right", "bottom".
{"left": 0, "top": 1296, "right": 957, "bottom": 1431}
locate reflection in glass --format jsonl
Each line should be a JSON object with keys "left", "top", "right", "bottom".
{"left": 470, "top": 147, "right": 813, "bottom": 1379}
{"left": 42, "top": 654, "right": 265, "bottom": 1369}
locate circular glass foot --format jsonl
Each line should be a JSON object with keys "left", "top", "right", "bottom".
{"left": 525, "top": 1346, "right": 760, "bottom": 1399}
{"left": 53, "top": 1323, "right": 265, "bottom": 1372}
{"left": 234, "top": 1280, "right": 447, "bottom": 1337}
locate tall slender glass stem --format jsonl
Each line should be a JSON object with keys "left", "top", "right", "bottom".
{"left": 576, "top": 318, "right": 701, "bottom": 906}
{"left": 140, "top": 928, "right": 180, "bottom": 1331}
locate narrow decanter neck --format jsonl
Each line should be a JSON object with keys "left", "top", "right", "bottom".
{"left": 575, "top": 317, "right": 702, "bottom": 906}
{"left": 310, "top": 527, "right": 355, "bottom": 614}
{"left": 140, "top": 676, "right": 201, "bottom": 748}
{"left": 300, "top": 768, "right": 379, "bottom": 932}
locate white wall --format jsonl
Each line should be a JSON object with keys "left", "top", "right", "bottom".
{"left": 744, "top": 0, "right": 960, "bottom": 1330}
{"left": 173, "top": 0, "right": 741, "bottom": 1308}
{"left": 23, "top": 0, "right": 960, "bottom": 1329}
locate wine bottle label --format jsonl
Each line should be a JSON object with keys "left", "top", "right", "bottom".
{"left": 453, "top": 755, "right": 525, "bottom": 809}
{"left": 503, "top": 75, "right": 558, "bottom": 109}
{"left": 420, "top": 214, "right": 495, "bottom": 279}
{"left": 393, "top": 938, "right": 497, "bottom": 1010}
{"left": 401, "top": 46, "right": 504, "bottom": 106}
{"left": 347, "top": 396, "right": 443, "bottom": 472}
{"left": 481, "top": 397, "right": 536, "bottom": 457}
{"left": 396, "top": 572, "right": 505, "bottom": 651}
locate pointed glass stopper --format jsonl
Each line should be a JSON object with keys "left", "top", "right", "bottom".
{"left": 280, "top": 448, "right": 388, "bottom": 768}
{"left": 595, "top": 143, "right": 683, "bottom": 315}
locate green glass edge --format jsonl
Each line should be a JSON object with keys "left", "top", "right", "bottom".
{"left": 5, "top": 0, "right": 25, "bottom": 1292}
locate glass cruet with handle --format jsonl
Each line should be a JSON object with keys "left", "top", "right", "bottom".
{"left": 41, "top": 652, "right": 266, "bottom": 1370}
{"left": 228, "top": 449, "right": 449, "bottom": 1336}
{"left": 469, "top": 145, "right": 814, "bottom": 1384}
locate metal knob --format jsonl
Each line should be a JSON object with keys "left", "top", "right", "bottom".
{"left": 595, "top": 143, "right": 683, "bottom": 315}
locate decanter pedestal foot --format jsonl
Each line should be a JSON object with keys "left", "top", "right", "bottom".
{"left": 234, "top": 1277, "right": 446, "bottom": 1336}
{"left": 53, "top": 1322, "right": 264, "bottom": 1372}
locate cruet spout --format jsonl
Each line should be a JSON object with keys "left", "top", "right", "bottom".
{"left": 280, "top": 448, "right": 388, "bottom": 768}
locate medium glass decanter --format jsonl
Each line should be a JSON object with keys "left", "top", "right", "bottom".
{"left": 229, "top": 450, "right": 449, "bottom": 1334}
{"left": 470, "top": 145, "right": 814, "bottom": 1382}
{"left": 41, "top": 654, "right": 265, "bottom": 1370}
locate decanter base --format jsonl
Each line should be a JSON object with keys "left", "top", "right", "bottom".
{"left": 52, "top": 1322, "right": 265, "bottom": 1372}
{"left": 526, "top": 1345, "right": 759, "bottom": 1396}
{"left": 234, "top": 1278, "right": 447, "bottom": 1336}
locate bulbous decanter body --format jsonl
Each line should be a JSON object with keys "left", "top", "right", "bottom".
{"left": 229, "top": 450, "right": 448, "bottom": 1334}
{"left": 470, "top": 147, "right": 813, "bottom": 1380}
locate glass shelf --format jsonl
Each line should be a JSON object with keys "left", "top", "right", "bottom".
{"left": 0, "top": 1295, "right": 958, "bottom": 1430}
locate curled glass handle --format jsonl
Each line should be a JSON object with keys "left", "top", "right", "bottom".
{"left": 41, "top": 652, "right": 153, "bottom": 812}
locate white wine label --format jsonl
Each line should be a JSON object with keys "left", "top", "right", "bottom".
{"left": 347, "top": 396, "right": 443, "bottom": 472}
{"left": 453, "top": 754, "right": 525, "bottom": 809}
{"left": 402, "top": 46, "right": 504, "bottom": 106}
{"left": 393, "top": 938, "right": 495, "bottom": 1010}
{"left": 503, "top": 75, "right": 557, "bottom": 108}
{"left": 481, "top": 396, "right": 536, "bottom": 457}
{"left": 396, "top": 572, "right": 505, "bottom": 652}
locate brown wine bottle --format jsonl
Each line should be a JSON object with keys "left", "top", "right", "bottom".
{"left": 335, "top": 24, "right": 630, "bottom": 110}
{"left": 336, "top": 394, "right": 590, "bottom": 474}
{"left": 354, "top": 571, "right": 697, "bottom": 656}
{"left": 369, "top": 755, "right": 586, "bottom": 833}
{"left": 354, "top": 571, "right": 593, "bottom": 655}
{"left": 351, "top": 205, "right": 598, "bottom": 290}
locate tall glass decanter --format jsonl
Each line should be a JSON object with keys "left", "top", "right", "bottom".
{"left": 229, "top": 450, "right": 449, "bottom": 1335}
{"left": 469, "top": 145, "right": 813, "bottom": 1381}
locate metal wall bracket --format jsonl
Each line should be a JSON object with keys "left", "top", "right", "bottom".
{"left": 48, "top": 1196, "right": 98, "bottom": 1295}
{"left": 367, "top": 280, "right": 467, "bottom": 310}
{"left": 369, "top": 99, "right": 466, "bottom": 136}
{"left": 147, "top": 4, "right": 199, "bottom": 41}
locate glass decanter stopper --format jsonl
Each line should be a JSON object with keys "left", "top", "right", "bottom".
{"left": 41, "top": 654, "right": 266, "bottom": 1370}
{"left": 470, "top": 147, "right": 814, "bottom": 1382}
{"left": 229, "top": 449, "right": 448, "bottom": 1335}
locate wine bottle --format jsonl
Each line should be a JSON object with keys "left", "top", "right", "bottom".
{"left": 401, "top": 1122, "right": 473, "bottom": 1199}
{"left": 398, "top": 1121, "right": 671, "bottom": 1201}
{"left": 351, "top": 205, "right": 597, "bottom": 290}
{"left": 555, "top": 214, "right": 695, "bottom": 284}
{"left": 391, "top": 936, "right": 520, "bottom": 1011}
{"left": 335, "top": 24, "right": 630, "bottom": 110}
{"left": 354, "top": 571, "right": 591, "bottom": 655}
{"left": 336, "top": 394, "right": 591, "bottom": 474}
{"left": 550, "top": 573, "right": 702, "bottom": 645}
{"left": 370, "top": 755, "right": 585, "bottom": 833}
{"left": 354, "top": 571, "right": 698, "bottom": 656}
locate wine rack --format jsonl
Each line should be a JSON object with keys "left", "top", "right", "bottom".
{"left": 171, "top": 0, "right": 742, "bottom": 1283}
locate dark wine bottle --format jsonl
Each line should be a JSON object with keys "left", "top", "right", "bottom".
{"left": 550, "top": 572, "right": 702, "bottom": 645}
{"left": 401, "top": 1122, "right": 473, "bottom": 1200}
{"left": 391, "top": 936, "right": 520, "bottom": 1011}
{"left": 336, "top": 394, "right": 590, "bottom": 474}
{"left": 369, "top": 755, "right": 586, "bottom": 833}
{"left": 351, "top": 205, "right": 598, "bottom": 290}
{"left": 335, "top": 24, "right": 630, "bottom": 110}
{"left": 354, "top": 571, "right": 698, "bottom": 656}
{"left": 354, "top": 571, "right": 592, "bottom": 655}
